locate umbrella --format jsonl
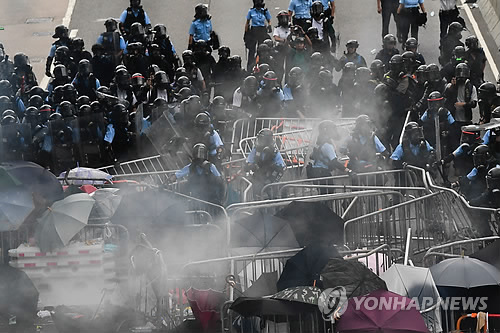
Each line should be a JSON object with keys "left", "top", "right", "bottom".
{"left": 277, "top": 244, "right": 340, "bottom": 291}
{"left": 185, "top": 288, "right": 226, "bottom": 332}
{"left": 471, "top": 240, "right": 500, "bottom": 270}
{"left": 430, "top": 256, "right": 500, "bottom": 289}
{"left": 382, "top": 264, "right": 442, "bottom": 333}
{"left": 275, "top": 201, "right": 344, "bottom": 246}
{"left": 0, "top": 189, "right": 34, "bottom": 231}
{"left": 89, "top": 188, "right": 122, "bottom": 220}
{"left": 272, "top": 286, "right": 322, "bottom": 306}
{"left": 0, "top": 161, "right": 63, "bottom": 204}
{"left": 231, "top": 212, "right": 299, "bottom": 253}
{"left": 320, "top": 258, "right": 387, "bottom": 298}
{"left": 35, "top": 193, "right": 95, "bottom": 252}
{"left": 243, "top": 271, "right": 278, "bottom": 297}
{"left": 0, "top": 265, "right": 38, "bottom": 321}
{"left": 230, "top": 296, "right": 316, "bottom": 317}
{"left": 336, "top": 289, "right": 429, "bottom": 333}
{"left": 60, "top": 167, "right": 112, "bottom": 185}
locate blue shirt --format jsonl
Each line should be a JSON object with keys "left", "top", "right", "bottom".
{"left": 288, "top": 0, "right": 313, "bottom": 19}
{"left": 483, "top": 130, "right": 491, "bottom": 145}
{"left": 399, "top": 0, "right": 423, "bottom": 8}
{"left": 320, "top": 0, "right": 334, "bottom": 10}
{"left": 421, "top": 110, "right": 455, "bottom": 125}
{"left": 104, "top": 124, "right": 115, "bottom": 143}
{"left": 247, "top": 8, "right": 272, "bottom": 27}
{"left": 283, "top": 85, "right": 293, "bottom": 101}
{"left": 48, "top": 40, "right": 69, "bottom": 57}
{"left": 257, "top": 87, "right": 285, "bottom": 101}
{"left": 175, "top": 163, "right": 221, "bottom": 179}
{"left": 119, "top": 9, "right": 151, "bottom": 25}
{"left": 72, "top": 76, "right": 101, "bottom": 89}
{"left": 313, "top": 142, "right": 337, "bottom": 169}
{"left": 96, "top": 35, "right": 127, "bottom": 51}
{"left": 391, "top": 141, "right": 433, "bottom": 160}
{"left": 247, "top": 147, "right": 286, "bottom": 168}
{"left": 357, "top": 135, "right": 387, "bottom": 153}
{"left": 189, "top": 19, "right": 213, "bottom": 42}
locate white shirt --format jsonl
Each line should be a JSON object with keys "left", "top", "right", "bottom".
{"left": 233, "top": 87, "right": 243, "bottom": 108}
{"left": 312, "top": 18, "right": 324, "bottom": 40}
{"left": 456, "top": 84, "right": 477, "bottom": 122}
{"left": 273, "top": 26, "right": 291, "bottom": 41}
{"left": 440, "top": 0, "right": 457, "bottom": 11}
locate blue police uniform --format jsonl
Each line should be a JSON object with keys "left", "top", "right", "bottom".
{"left": 282, "top": 85, "right": 294, "bottom": 101}
{"left": 400, "top": 0, "right": 423, "bottom": 7}
{"left": 175, "top": 163, "right": 221, "bottom": 179}
{"left": 288, "top": 0, "right": 313, "bottom": 18}
{"left": 189, "top": 19, "right": 213, "bottom": 42}
{"left": 247, "top": 147, "right": 286, "bottom": 168}
{"left": 104, "top": 124, "right": 115, "bottom": 144}
{"left": 119, "top": 9, "right": 151, "bottom": 25}
{"left": 48, "top": 40, "right": 69, "bottom": 58}
{"left": 312, "top": 142, "right": 337, "bottom": 169}
{"left": 207, "top": 131, "right": 224, "bottom": 156}
{"left": 391, "top": 141, "right": 433, "bottom": 160}
{"left": 72, "top": 76, "right": 101, "bottom": 90}
{"left": 247, "top": 8, "right": 272, "bottom": 27}
{"left": 97, "top": 35, "right": 127, "bottom": 51}
{"left": 420, "top": 110, "right": 455, "bottom": 125}
{"left": 320, "top": 0, "right": 334, "bottom": 10}
{"left": 483, "top": 130, "right": 491, "bottom": 145}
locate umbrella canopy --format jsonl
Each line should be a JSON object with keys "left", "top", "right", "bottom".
{"left": 185, "top": 288, "right": 226, "bottom": 332}
{"left": 35, "top": 193, "right": 95, "bottom": 252}
{"left": 430, "top": 257, "right": 500, "bottom": 289}
{"left": 60, "top": 167, "right": 113, "bottom": 185}
{"left": 0, "top": 265, "right": 38, "bottom": 320}
{"left": 471, "top": 240, "right": 500, "bottom": 270}
{"left": 89, "top": 188, "right": 122, "bottom": 220}
{"left": 277, "top": 244, "right": 340, "bottom": 291}
{"left": 336, "top": 289, "right": 429, "bottom": 333}
{"left": 321, "top": 258, "right": 387, "bottom": 298}
{"left": 272, "top": 286, "right": 322, "bottom": 306}
{"left": 382, "top": 264, "right": 442, "bottom": 333}
{"left": 230, "top": 296, "right": 317, "bottom": 317}
{"left": 0, "top": 189, "right": 34, "bottom": 231}
{"left": 275, "top": 201, "right": 344, "bottom": 246}
{"left": 230, "top": 212, "right": 299, "bottom": 252}
{"left": 0, "top": 161, "right": 63, "bottom": 204}
{"left": 243, "top": 271, "right": 278, "bottom": 297}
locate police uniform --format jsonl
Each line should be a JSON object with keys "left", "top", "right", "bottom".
{"left": 247, "top": 146, "right": 286, "bottom": 190}
{"left": 346, "top": 134, "right": 387, "bottom": 172}
{"left": 288, "top": 0, "right": 313, "bottom": 31}
{"left": 189, "top": 19, "right": 213, "bottom": 42}
{"left": 175, "top": 162, "right": 224, "bottom": 204}
{"left": 245, "top": 7, "right": 272, "bottom": 72}
{"left": 319, "top": 0, "right": 336, "bottom": 51}
{"left": 119, "top": 7, "right": 151, "bottom": 35}
{"left": 391, "top": 140, "right": 434, "bottom": 168}
{"left": 398, "top": 0, "right": 424, "bottom": 43}
{"left": 72, "top": 75, "right": 101, "bottom": 100}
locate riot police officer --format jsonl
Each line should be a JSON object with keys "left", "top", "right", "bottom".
{"left": 257, "top": 71, "right": 285, "bottom": 116}
{"left": 405, "top": 37, "right": 425, "bottom": 65}
{"left": 244, "top": 0, "right": 273, "bottom": 72}
{"left": 97, "top": 18, "right": 126, "bottom": 67}
{"left": 47, "top": 64, "right": 70, "bottom": 97}
{"left": 72, "top": 59, "right": 101, "bottom": 100}
{"left": 232, "top": 75, "right": 261, "bottom": 116}
{"left": 465, "top": 35, "right": 486, "bottom": 88}
{"left": 443, "top": 63, "right": 477, "bottom": 128}
{"left": 420, "top": 91, "right": 456, "bottom": 154}
{"left": 191, "top": 112, "right": 224, "bottom": 164}
{"left": 478, "top": 82, "right": 500, "bottom": 124}
{"left": 391, "top": 121, "right": 435, "bottom": 169}
{"left": 439, "top": 22, "right": 464, "bottom": 67}
{"left": 46, "top": 25, "right": 71, "bottom": 77}
{"left": 189, "top": 4, "right": 215, "bottom": 49}
{"left": 334, "top": 40, "right": 367, "bottom": 72}
{"left": 245, "top": 128, "right": 286, "bottom": 198}
{"left": 283, "top": 67, "right": 307, "bottom": 117}
{"left": 375, "top": 34, "right": 399, "bottom": 67}
{"left": 439, "top": 124, "right": 482, "bottom": 177}
{"left": 119, "top": 0, "right": 152, "bottom": 40}
{"left": 0, "top": 43, "right": 14, "bottom": 81}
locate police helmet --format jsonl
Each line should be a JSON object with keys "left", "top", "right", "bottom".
{"left": 218, "top": 46, "right": 231, "bottom": 59}
{"left": 192, "top": 143, "right": 209, "bottom": 161}
{"left": 343, "top": 62, "right": 356, "bottom": 74}
{"left": 28, "top": 86, "right": 46, "bottom": 99}
{"left": 383, "top": 34, "right": 397, "bottom": 48}
{"left": 486, "top": 166, "right": 500, "bottom": 191}
{"left": 53, "top": 25, "right": 69, "bottom": 39}
{"left": 427, "top": 91, "right": 444, "bottom": 112}
{"left": 153, "top": 97, "right": 168, "bottom": 109}
{"left": 318, "top": 120, "right": 338, "bottom": 140}
{"left": 416, "top": 65, "right": 427, "bottom": 83}
{"left": 111, "top": 103, "right": 129, "bottom": 123}
{"left": 1, "top": 115, "right": 17, "bottom": 126}
{"left": 254, "top": 63, "right": 270, "bottom": 77}
{"left": 355, "top": 67, "right": 371, "bottom": 83}
{"left": 153, "top": 24, "right": 168, "bottom": 38}
{"left": 76, "top": 95, "right": 91, "bottom": 108}
{"left": 49, "top": 112, "right": 63, "bottom": 122}
{"left": 455, "top": 62, "right": 470, "bottom": 79}
{"left": 405, "top": 121, "right": 424, "bottom": 144}
{"left": 115, "top": 68, "right": 131, "bottom": 85}
{"left": 472, "top": 144, "right": 491, "bottom": 169}
{"left": 130, "top": 22, "right": 145, "bottom": 37}
{"left": 354, "top": 114, "right": 373, "bottom": 134}
{"left": 2, "top": 110, "right": 17, "bottom": 119}
{"left": 97, "top": 85, "right": 111, "bottom": 95}
{"left": 131, "top": 73, "right": 145, "bottom": 87}
{"left": 78, "top": 104, "right": 92, "bottom": 117}
{"left": 104, "top": 18, "right": 118, "bottom": 31}
{"left": 13, "top": 53, "right": 29, "bottom": 68}
{"left": 346, "top": 40, "right": 359, "bottom": 49}
{"left": 311, "top": 1, "right": 324, "bottom": 17}
{"left": 90, "top": 101, "right": 103, "bottom": 114}
{"left": 29, "top": 95, "right": 44, "bottom": 109}
{"left": 491, "top": 106, "right": 500, "bottom": 119}
{"left": 242, "top": 75, "right": 258, "bottom": 95}
{"left": 63, "top": 83, "right": 77, "bottom": 102}
{"left": 405, "top": 37, "right": 418, "bottom": 51}
{"left": 0, "top": 96, "right": 12, "bottom": 112}
{"left": 465, "top": 35, "right": 479, "bottom": 50}
{"left": 453, "top": 46, "right": 466, "bottom": 62}
{"left": 0, "top": 80, "right": 13, "bottom": 97}
{"left": 212, "top": 95, "right": 225, "bottom": 109}
{"left": 389, "top": 54, "right": 405, "bottom": 74}
{"left": 59, "top": 101, "right": 74, "bottom": 118}
{"left": 154, "top": 70, "right": 169, "bottom": 87}
{"left": 374, "top": 83, "right": 389, "bottom": 99}
{"left": 277, "top": 10, "right": 290, "bottom": 27}
{"left": 176, "top": 75, "right": 191, "bottom": 89}
{"left": 370, "top": 59, "right": 385, "bottom": 80}
{"left": 175, "top": 67, "right": 188, "bottom": 79}
{"left": 186, "top": 95, "right": 202, "bottom": 114}
{"left": 319, "top": 69, "right": 333, "bottom": 84}
{"left": 229, "top": 55, "right": 242, "bottom": 69}
{"left": 39, "top": 105, "right": 53, "bottom": 123}
{"left": 54, "top": 46, "right": 70, "bottom": 63}
{"left": 460, "top": 125, "right": 482, "bottom": 145}
{"left": 448, "top": 22, "right": 464, "bottom": 35}
{"left": 307, "top": 27, "right": 319, "bottom": 40}
{"left": 263, "top": 70, "right": 278, "bottom": 88}
{"left": 194, "top": 112, "right": 210, "bottom": 129}
{"left": 402, "top": 51, "right": 416, "bottom": 68}
{"left": 425, "top": 63, "right": 441, "bottom": 82}
{"left": 177, "top": 87, "right": 193, "bottom": 101}
{"left": 288, "top": 67, "right": 304, "bottom": 88}
{"left": 53, "top": 64, "right": 68, "bottom": 80}
{"left": 256, "top": 128, "right": 274, "bottom": 149}
{"left": 257, "top": 43, "right": 271, "bottom": 57}
{"left": 311, "top": 52, "right": 324, "bottom": 67}
{"left": 72, "top": 38, "right": 85, "bottom": 51}
{"left": 52, "top": 86, "right": 64, "bottom": 104}
{"left": 182, "top": 49, "right": 195, "bottom": 65}
{"left": 478, "top": 82, "right": 497, "bottom": 100}
{"left": 194, "top": 3, "right": 210, "bottom": 19}
{"left": 26, "top": 108, "right": 40, "bottom": 124}
{"left": 78, "top": 59, "right": 92, "bottom": 76}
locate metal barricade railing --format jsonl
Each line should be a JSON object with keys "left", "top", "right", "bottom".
{"left": 422, "top": 236, "right": 500, "bottom": 266}
{"left": 99, "top": 155, "right": 168, "bottom": 175}
{"left": 226, "top": 190, "right": 404, "bottom": 223}
{"left": 344, "top": 191, "right": 478, "bottom": 254}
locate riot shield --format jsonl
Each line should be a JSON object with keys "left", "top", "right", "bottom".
{"left": 78, "top": 113, "right": 105, "bottom": 166}
{"left": 47, "top": 118, "right": 78, "bottom": 174}
{"left": 0, "top": 123, "right": 32, "bottom": 162}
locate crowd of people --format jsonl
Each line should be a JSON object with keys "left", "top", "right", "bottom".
{"left": 0, "top": 0, "right": 499, "bottom": 224}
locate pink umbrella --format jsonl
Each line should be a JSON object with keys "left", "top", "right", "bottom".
{"left": 336, "top": 289, "right": 429, "bottom": 333}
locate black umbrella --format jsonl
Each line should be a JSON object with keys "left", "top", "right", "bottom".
{"left": 320, "top": 258, "right": 388, "bottom": 298}
{"left": 471, "top": 240, "right": 500, "bottom": 270}
{"left": 231, "top": 212, "right": 299, "bottom": 252}
{"left": 243, "top": 271, "right": 278, "bottom": 297}
{"left": 0, "top": 265, "right": 38, "bottom": 321}
{"left": 277, "top": 244, "right": 340, "bottom": 291}
{"left": 275, "top": 201, "right": 344, "bottom": 246}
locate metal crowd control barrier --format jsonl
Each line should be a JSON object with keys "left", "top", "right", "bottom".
{"left": 422, "top": 236, "right": 500, "bottom": 266}
{"left": 226, "top": 190, "right": 404, "bottom": 223}
{"left": 344, "top": 191, "right": 479, "bottom": 254}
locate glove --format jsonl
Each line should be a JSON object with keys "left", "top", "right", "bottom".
{"left": 266, "top": 25, "right": 272, "bottom": 34}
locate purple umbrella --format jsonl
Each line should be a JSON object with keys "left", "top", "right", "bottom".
{"left": 336, "top": 289, "right": 429, "bottom": 333}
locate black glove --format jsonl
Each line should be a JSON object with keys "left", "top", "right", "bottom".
{"left": 266, "top": 25, "right": 272, "bottom": 34}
